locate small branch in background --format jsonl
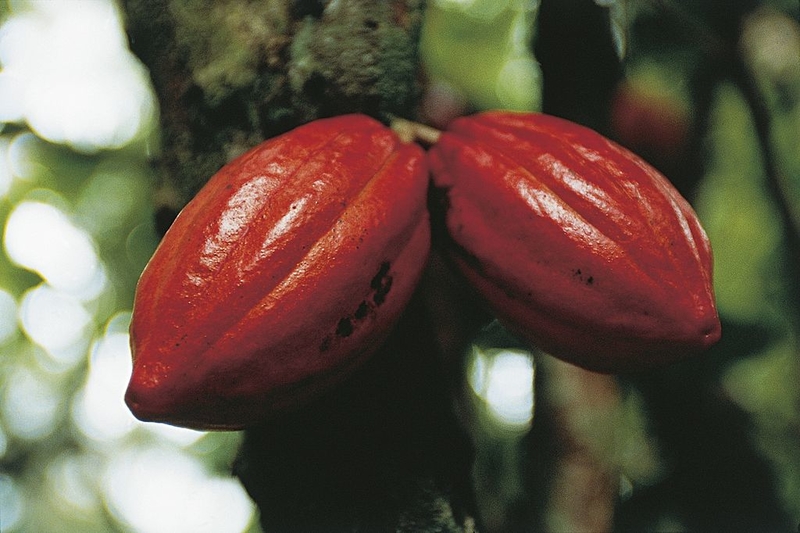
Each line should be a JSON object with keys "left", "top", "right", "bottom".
{"left": 646, "top": 0, "right": 728, "bottom": 58}
{"left": 536, "top": 357, "right": 621, "bottom": 533}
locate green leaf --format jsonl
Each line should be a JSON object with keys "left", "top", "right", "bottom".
{"left": 421, "top": 0, "right": 542, "bottom": 112}
{"left": 694, "top": 83, "right": 784, "bottom": 325}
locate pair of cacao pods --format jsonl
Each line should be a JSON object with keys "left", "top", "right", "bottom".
{"left": 126, "top": 112, "right": 720, "bottom": 430}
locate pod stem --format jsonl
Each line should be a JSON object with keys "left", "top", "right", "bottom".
{"left": 391, "top": 117, "right": 443, "bottom": 146}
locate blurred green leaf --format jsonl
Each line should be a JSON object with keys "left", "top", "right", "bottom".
{"left": 421, "top": 0, "right": 542, "bottom": 112}
{"left": 694, "top": 83, "right": 784, "bottom": 325}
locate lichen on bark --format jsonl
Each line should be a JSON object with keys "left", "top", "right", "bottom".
{"left": 288, "top": 1, "right": 422, "bottom": 120}
{"left": 122, "top": 0, "right": 425, "bottom": 208}
{"left": 169, "top": 0, "right": 290, "bottom": 105}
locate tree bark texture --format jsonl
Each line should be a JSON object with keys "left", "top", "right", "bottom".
{"left": 123, "top": 0, "right": 425, "bottom": 209}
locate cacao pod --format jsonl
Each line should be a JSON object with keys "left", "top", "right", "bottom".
{"left": 126, "top": 114, "right": 431, "bottom": 429}
{"left": 428, "top": 111, "right": 720, "bottom": 373}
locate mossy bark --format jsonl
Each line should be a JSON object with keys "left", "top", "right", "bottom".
{"left": 122, "top": 0, "right": 424, "bottom": 209}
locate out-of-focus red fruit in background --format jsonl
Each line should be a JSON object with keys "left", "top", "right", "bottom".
{"left": 610, "top": 79, "right": 692, "bottom": 169}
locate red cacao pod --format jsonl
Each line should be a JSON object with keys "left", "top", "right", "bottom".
{"left": 126, "top": 114, "right": 430, "bottom": 429}
{"left": 428, "top": 111, "right": 720, "bottom": 373}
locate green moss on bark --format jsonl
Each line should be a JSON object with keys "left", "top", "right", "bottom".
{"left": 169, "top": 0, "right": 289, "bottom": 105}
{"left": 123, "top": 0, "right": 424, "bottom": 206}
{"left": 287, "top": 0, "right": 422, "bottom": 119}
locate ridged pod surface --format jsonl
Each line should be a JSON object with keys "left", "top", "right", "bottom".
{"left": 126, "top": 115, "right": 430, "bottom": 429}
{"left": 428, "top": 111, "right": 720, "bottom": 372}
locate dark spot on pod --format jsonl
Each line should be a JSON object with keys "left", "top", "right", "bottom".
{"left": 173, "top": 333, "right": 188, "bottom": 348}
{"left": 319, "top": 336, "right": 332, "bottom": 352}
{"left": 370, "top": 262, "right": 393, "bottom": 306}
{"left": 354, "top": 301, "right": 370, "bottom": 320}
{"left": 370, "top": 262, "right": 391, "bottom": 290}
{"left": 336, "top": 317, "right": 354, "bottom": 338}
{"left": 320, "top": 264, "right": 394, "bottom": 352}
{"left": 373, "top": 277, "right": 393, "bottom": 306}
{"left": 572, "top": 268, "right": 595, "bottom": 286}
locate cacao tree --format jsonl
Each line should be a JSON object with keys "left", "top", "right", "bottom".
{"left": 120, "top": 0, "right": 799, "bottom": 531}
{"left": 0, "top": 0, "right": 798, "bottom": 532}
